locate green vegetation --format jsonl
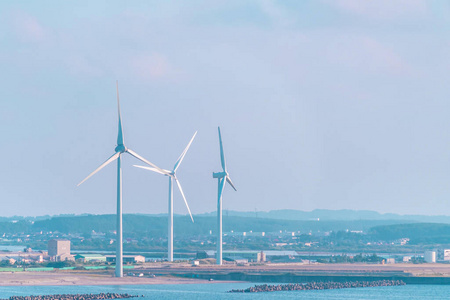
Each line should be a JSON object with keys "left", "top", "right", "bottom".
{"left": 43, "top": 261, "right": 75, "bottom": 268}
{"left": 369, "top": 223, "right": 450, "bottom": 244}
{"left": 317, "top": 254, "right": 383, "bottom": 264}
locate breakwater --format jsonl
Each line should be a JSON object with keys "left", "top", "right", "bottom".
{"left": 2, "top": 293, "right": 139, "bottom": 300}
{"left": 228, "top": 279, "right": 406, "bottom": 293}
{"left": 179, "top": 271, "right": 450, "bottom": 285}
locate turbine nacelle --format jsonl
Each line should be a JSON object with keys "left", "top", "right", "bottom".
{"left": 213, "top": 171, "right": 227, "bottom": 178}
{"left": 115, "top": 144, "right": 127, "bottom": 153}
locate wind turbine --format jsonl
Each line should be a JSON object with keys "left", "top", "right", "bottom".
{"left": 212, "top": 127, "right": 237, "bottom": 265}
{"left": 77, "top": 81, "right": 169, "bottom": 277}
{"left": 134, "top": 131, "right": 197, "bottom": 261}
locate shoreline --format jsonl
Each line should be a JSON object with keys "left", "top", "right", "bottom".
{"left": 1, "top": 263, "right": 450, "bottom": 287}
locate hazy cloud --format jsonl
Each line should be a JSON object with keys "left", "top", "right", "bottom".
{"left": 325, "top": 34, "right": 412, "bottom": 75}
{"left": 66, "top": 55, "right": 104, "bottom": 77}
{"left": 12, "top": 10, "right": 47, "bottom": 43}
{"left": 129, "top": 53, "right": 176, "bottom": 81}
{"left": 258, "top": 0, "right": 297, "bottom": 28}
{"left": 326, "top": 0, "right": 429, "bottom": 20}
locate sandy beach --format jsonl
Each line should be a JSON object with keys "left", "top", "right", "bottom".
{"left": 0, "top": 271, "right": 213, "bottom": 286}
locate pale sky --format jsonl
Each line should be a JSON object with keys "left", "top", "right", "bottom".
{"left": 1, "top": 0, "right": 450, "bottom": 216}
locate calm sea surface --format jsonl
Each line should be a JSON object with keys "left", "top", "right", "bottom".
{"left": 0, "top": 283, "right": 448, "bottom": 299}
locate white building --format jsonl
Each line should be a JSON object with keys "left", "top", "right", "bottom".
{"left": 402, "top": 256, "right": 411, "bottom": 262}
{"left": 424, "top": 251, "right": 436, "bottom": 263}
{"left": 444, "top": 249, "right": 450, "bottom": 261}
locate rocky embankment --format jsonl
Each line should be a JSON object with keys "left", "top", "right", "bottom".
{"left": 229, "top": 279, "right": 406, "bottom": 293}
{"left": 2, "top": 293, "right": 140, "bottom": 300}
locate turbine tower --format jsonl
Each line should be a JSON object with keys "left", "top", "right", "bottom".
{"left": 134, "top": 131, "right": 197, "bottom": 261}
{"left": 77, "top": 81, "right": 169, "bottom": 277}
{"left": 212, "top": 127, "right": 237, "bottom": 265}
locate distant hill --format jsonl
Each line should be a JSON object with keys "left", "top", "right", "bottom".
{"left": 1, "top": 214, "right": 449, "bottom": 247}
{"left": 0, "top": 215, "right": 52, "bottom": 222}
{"left": 0, "top": 214, "right": 415, "bottom": 236}
{"left": 198, "top": 209, "right": 450, "bottom": 223}
{"left": 2, "top": 209, "right": 448, "bottom": 223}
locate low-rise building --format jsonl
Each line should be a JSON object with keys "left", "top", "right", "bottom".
{"left": 386, "top": 258, "right": 396, "bottom": 264}
{"left": 75, "top": 254, "right": 106, "bottom": 262}
{"left": 57, "top": 253, "right": 75, "bottom": 261}
{"left": 0, "top": 251, "right": 47, "bottom": 264}
{"left": 444, "top": 249, "right": 450, "bottom": 261}
{"left": 205, "top": 251, "right": 265, "bottom": 262}
{"left": 0, "top": 257, "right": 16, "bottom": 264}
{"left": 105, "top": 255, "right": 145, "bottom": 264}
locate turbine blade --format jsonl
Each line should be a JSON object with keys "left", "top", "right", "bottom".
{"left": 226, "top": 176, "right": 237, "bottom": 191}
{"left": 116, "top": 81, "right": 124, "bottom": 146}
{"left": 126, "top": 149, "right": 170, "bottom": 175}
{"left": 173, "top": 131, "right": 197, "bottom": 172}
{"left": 218, "top": 176, "right": 227, "bottom": 203}
{"left": 218, "top": 127, "right": 226, "bottom": 172}
{"left": 133, "top": 165, "right": 168, "bottom": 175}
{"left": 174, "top": 177, "right": 194, "bottom": 223}
{"left": 77, "top": 152, "right": 120, "bottom": 186}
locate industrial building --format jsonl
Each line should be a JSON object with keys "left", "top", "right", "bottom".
{"left": 205, "top": 250, "right": 265, "bottom": 263}
{"left": 48, "top": 239, "right": 73, "bottom": 261}
{"left": 105, "top": 255, "right": 145, "bottom": 264}
{"left": 424, "top": 251, "right": 436, "bottom": 263}
{"left": 48, "top": 239, "right": 70, "bottom": 256}
{"left": 74, "top": 254, "right": 107, "bottom": 262}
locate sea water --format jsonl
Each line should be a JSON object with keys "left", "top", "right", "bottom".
{"left": 0, "top": 283, "right": 448, "bottom": 299}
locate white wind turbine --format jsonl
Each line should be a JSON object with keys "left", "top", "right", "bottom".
{"left": 134, "top": 131, "right": 197, "bottom": 261}
{"left": 77, "top": 81, "right": 169, "bottom": 277}
{"left": 212, "top": 127, "right": 237, "bottom": 265}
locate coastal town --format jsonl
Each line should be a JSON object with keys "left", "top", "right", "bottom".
{"left": 0, "top": 230, "right": 448, "bottom": 271}
{"left": 0, "top": 235, "right": 449, "bottom": 287}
